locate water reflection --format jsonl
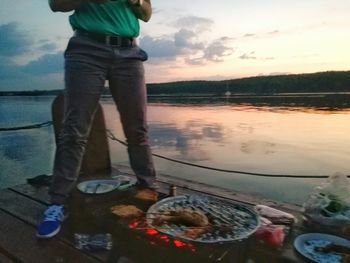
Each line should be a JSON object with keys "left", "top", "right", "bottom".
{"left": 1, "top": 133, "right": 36, "bottom": 161}
{"left": 186, "top": 121, "right": 225, "bottom": 142}
{"left": 0, "top": 96, "right": 55, "bottom": 188}
{"left": 1, "top": 96, "right": 350, "bottom": 204}
{"left": 103, "top": 99, "right": 350, "bottom": 204}
{"left": 241, "top": 140, "right": 276, "bottom": 155}
{"left": 148, "top": 123, "right": 217, "bottom": 161}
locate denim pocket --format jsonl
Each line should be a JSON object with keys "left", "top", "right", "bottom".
{"left": 137, "top": 48, "right": 148, "bottom": 61}
{"left": 116, "top": 46, "right": 148, "bottom": 61}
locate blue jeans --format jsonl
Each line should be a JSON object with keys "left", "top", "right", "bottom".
{"left": 49, "top": 34, "right": 156, "bottom": 204}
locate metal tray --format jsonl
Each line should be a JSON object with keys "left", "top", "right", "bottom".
{"left": 146, "top": 195, "right": 260, "bottom": 244}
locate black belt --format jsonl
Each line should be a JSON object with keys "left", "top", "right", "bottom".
{"left": 74, "top": 29, "right": 136, "bottom": 47}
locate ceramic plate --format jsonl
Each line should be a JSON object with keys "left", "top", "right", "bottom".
{"left": 294, "top": 233, "right": 350, "bottom": 263}
{"left": 77, "top": 179, "right": 121, "bottom": 194}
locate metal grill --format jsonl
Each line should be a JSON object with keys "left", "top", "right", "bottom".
{"left": 146, "top": 195, "right": 260, "bottom": 244}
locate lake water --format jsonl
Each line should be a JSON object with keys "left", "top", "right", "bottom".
{"left": 1, "top": 96, "right": 350, "bottom": 205}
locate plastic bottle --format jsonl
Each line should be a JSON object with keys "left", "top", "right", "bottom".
{"left": 74, "top": 233, "right": 113, "bottom": 251}
{"left": 169, "top": 184, "right": 177, "bottom": 196}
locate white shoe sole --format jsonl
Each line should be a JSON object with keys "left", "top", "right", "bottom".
{"left": 36, "top": 225, "right": 61, "bottom": 239}
{"left": 36, "top": 214, "right": 68, "bottom": 239}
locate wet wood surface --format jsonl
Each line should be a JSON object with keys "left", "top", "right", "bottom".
{"left": 0, "top": 166, "right": 309, "bottom": 263}
{"left": 0, "top": 252, "right": 15, "bottom": 263}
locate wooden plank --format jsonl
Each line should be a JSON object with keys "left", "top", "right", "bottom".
{"left": 0, "top": 252, "right": 15, "bottom": 263}
{"left": 16, "top": 164, "right": 302, "bottom": 215}
{"left": 0, "top": 189, "right": 110, "bottom": 263}
{"left": 0, "top": 210, "right": 100, "bottom": 263}
{"left": 9, "top": 184, "right": 50, "bottom": 205}
{"left": 0, "top": 189, "right": 45, "bottom": 226}
{"left": 6, "top": 171, "right": 305, "bottom": 263}
{"left": 246, "top": 243, "right": 300, "bottom": 263}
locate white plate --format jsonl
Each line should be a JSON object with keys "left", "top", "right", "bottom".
{"left": 294, "top": 233, "right": 350, "bottom": 263}
{"left": 77, "top": 179, "right": 121, "bottom": 194}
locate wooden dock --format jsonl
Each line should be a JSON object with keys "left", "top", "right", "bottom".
{"left": 0, "top": 165, "right": 314, "bottom": 263}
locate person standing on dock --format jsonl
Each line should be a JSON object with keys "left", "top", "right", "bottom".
{"left": 37, "top": 0, "right": 156, "bottom": 238}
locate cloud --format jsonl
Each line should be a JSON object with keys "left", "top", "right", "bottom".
{"left": 0, "top": 22, "right": 33, "bottom": 58}
{"left": 184, "top": 57, "right": 204, "bottom": 65}
{"left": 38, "top": 43, "right": 57, "bottom": 52}
{"left": 141, "top": 15, "right": 217, "bottom": 61}
{"left": 185, "top": 37, "right": 234, "bottom": 65}
{"left": 141, "top": 35, "right": 180, "bottom": 59}
{"left": 202, "top": 39, "right": 234, "bottom": 62}
{"left": 172, "top": 16, "right": 214, "bottom": 33}
{"left": 37, "top": 39, "right": 58, "bottom": 52}
{"left": 174, "top": 29, "right": 204, "bottom": 50}
{"left": 0, "top": 51, "right": 64, "bottom": 81}
{"left": 22, "top": 52, "right": 64, "bottom": 75}
{"left": 239, "top": 52, "right": 274, "bottom": 61}
{"left": 142, "top": 33, "right": 234, "bottom": 65}
{"left": 267, "top": 30, "right": 280, "bottom": 35}
{"left": 239, "top": 52, "right": 257, "bottom": 60}
{"left": 141, "top": 28, "right": 205, "bottom": 60}
{"left": 0, "top": 22, "right": 63, "bottom": 89}
{"left": 242, "top": 30, "right": 281, "bottom": 39}
{"left": 0, "top": 58, "right": 22, "bottom": 79}
{"left": 244, "top": 33, "right": 256, "bottom": 38}
{"left": 151, "top": 7, "right": 162, "bottom": 14}
{"left": 142, "top": 28, "right": 234, "bottom": 65}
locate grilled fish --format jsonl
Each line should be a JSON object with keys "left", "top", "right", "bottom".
{"left": 153, "top": 208, "right": 209, "bottom": 227}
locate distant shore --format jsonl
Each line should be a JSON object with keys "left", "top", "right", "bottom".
{"left": 1, "top": 70, "right": 350, "bottom": 97}
{"left": 2, "top": 92, "right": 350, "bottom": 109}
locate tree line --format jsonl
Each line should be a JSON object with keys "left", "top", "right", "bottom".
{"left": 147, "top": 71, "right": 350, "bottom": 95}
{"left": 1, "top": 71, "right": 349, "bottom": 96}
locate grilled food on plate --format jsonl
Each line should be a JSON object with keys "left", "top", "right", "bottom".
{"left": 153, "top": 208, "right": 209, "bottom": 227}
{"left": 111, "top": 205, "right": 144, "bottom": 218}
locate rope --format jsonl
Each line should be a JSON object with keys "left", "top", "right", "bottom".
{"left": 106, "top": 129, "right": 350, "bottom": 179}
{"left": 0, "top": 121, "right": 53, "bottom": 131}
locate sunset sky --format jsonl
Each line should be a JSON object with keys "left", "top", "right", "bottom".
{"left": 1, "top": 0, "right": 349, "bottom": 90}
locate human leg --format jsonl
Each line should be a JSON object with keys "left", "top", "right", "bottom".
{"left": 49, "top": 36, "right": 110, "bottom": 204}
{"left": 37, "top": 36, "right": 109, "bottom": 238}
{"left": 109, "top": 58, "right": 156, "bottom": 188}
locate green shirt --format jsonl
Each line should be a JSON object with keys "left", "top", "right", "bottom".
{"left": 69, "top": 0, "right": 140, "bottom": 37}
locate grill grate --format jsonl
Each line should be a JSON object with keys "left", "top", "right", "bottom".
{"left": 146, "top": 195, "right": 260, "bottom": 244}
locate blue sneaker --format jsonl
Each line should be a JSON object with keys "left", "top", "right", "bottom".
{"left": 36, "top": 204, "right": 65, "bottom": 238}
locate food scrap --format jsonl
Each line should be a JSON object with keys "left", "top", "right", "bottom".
{"left": 153, "top": 208, "right": 209, "bottom": 227}
{"left": 135, "top": 189, "right": 159, "bottom": 202}
{"left": 110, "top": 205, "right": 144, "bottom": 218}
